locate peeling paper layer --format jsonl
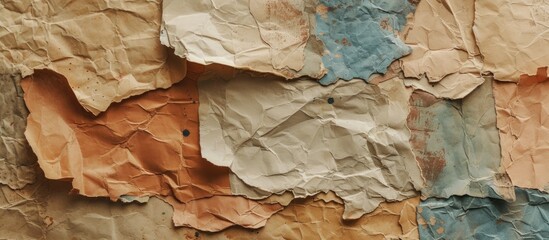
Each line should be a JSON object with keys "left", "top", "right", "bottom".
{"left": 0, "top": 0, "right": 186, "bottom": 114}
{"left": 199, "top": 67, "right": 423, "bottom": 220}
{"left": 0, "top": 178, "right": 418, "bottom": 239}
{"left": 161, "top": 0, "right": 325, "bottom": 79}
{"left": 316, "top": 0, "right": 414, "bottom": 85}
{"left": 400, "top": 0, "right": 484, "bottom": 98}
{"left": 21, "top": 64, "right": 281, "bottom": 231}
{"left": 474, "top": 0, "right": 549, "bottom": 81}
{"left": 408, "top": 78, "right": 514, "bottom": 200}
{"left": 0, "top": 73, "right": 36, "bottom": 189}
{"left": 494, "top": 67, "right": 549, "bottom": 191}
{"left": 214, "top": 195, "right": 420, "bottom": 240}
{"left": 418, "top": 188, "right": 549, "bottom": 239}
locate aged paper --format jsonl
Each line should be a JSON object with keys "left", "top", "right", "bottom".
{"left": 0, "top": 72, "right": 36, "bottom": 189}
{"left": 418, "top": 188, "right": 549, "bottom": 239}
{"left": 474, "top": 0, "right": 549, "bottom": 81}
{"left": 408, "top": 78, "right": 514, "bottom": 200}
{"left": 315, "top": 0, "right": 415, "bottom": 84}
{"left": 0, "top": 0, "right": 186, "bottom": 114}
{"left": 494, "top": 67, "right": 549, "bottom": 191}
{"left": 400, "top": 0, "right": 484, "bottom": 98}
{"left": 161, "top": 0, "right": 325, "bottom": 79}
{"left": 199, "top": 66, "right": 423, "bottom": 220}
{"left": 21, "top": 64, "right": 281, "bottom": 231}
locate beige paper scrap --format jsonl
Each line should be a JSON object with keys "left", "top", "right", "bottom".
{"left": 400, "top": 0, "right": 484, "bottom": 98}
{"left": 494, "top": 67, "right": 549, "bottom": 191}
{"left": 0, "top": 0, "right": 186, "bottom": 114}
{"left": 161, "top": 0, "right": 325, "bottom": 79}
{"left": 199, "top": 66, "right": 424, "bottom": 220}
{"left": 474, "top": 0, "right": 549, "bottom": 81}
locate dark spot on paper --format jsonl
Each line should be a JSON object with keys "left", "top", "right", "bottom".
{"left": 182, "top": 129, "right": 190, "bottom": 137}
{"left": 341, "top": 37, "right": 351, "bottom": 46}
{"left": 161, "top": 212, "right": 165, "bottom": 215}
{"left": 327, "top": 97, "right": 335, "bottom": 104}
{"left": 194, "top": 231, "right": 200, "bottom": 237}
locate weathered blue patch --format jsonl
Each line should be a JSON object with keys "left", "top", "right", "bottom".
{"left": 418, "top": 188, "right": 549, "bottom": 239}
{"left": 408, "top": 79, "right": 513, "bottom": 200}
{"left": 315, "top": 0, "right": 414, "bottom": 85}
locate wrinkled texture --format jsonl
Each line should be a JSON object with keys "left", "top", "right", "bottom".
{"left": 316, "top": 0, "right": 414, "bottom": 85}
{"left": 418, "top": 188, "right": 549, "bottom": 239}
{"left": 0, "top": 176, "right": 418, "bottom": 239}
{"left": 214, "top": 195, "right": 420, "bottom": 240}
{"left": 0, "top": 73, "right": 36, "bottom": 189}
{"left": 161, "top": 0, "right": 325, "bottom": 79}
{"left": 199, "top": 66, "right": 423, "bottom": 220}
{"left": 408, "top": 78, "right": 514, "bottom": 200}
{"left": 474, "top": 0, "right": 549, "bottom": 81}
{"left": 21, "top": 64, "right": 281, "bottom": 231}
{"left": 0, "top": 0, "right": 186, "bottom": 114}
{"left": 401, "top": 0, "right": 484, "bottom": 98}
{"left": 494, "top": 67, "right": 549, "bottom": 191}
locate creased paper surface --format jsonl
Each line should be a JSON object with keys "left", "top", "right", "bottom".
{"left": 161, "top": 0, "right": 325, "bottom": 79}
{"left": 474, "top": 0, "right": 549, "bottom": 81}
{"left": 408, "top": 78, "right": 514, "bottom": 200}
{"left": 400, "top": 0, "right": 484, "bottom": 98}
{"left": 21, "top": 64, "right": 281, "bottom": 231}
{"left": 0, "top": 177, "right": 417, "bottom": 240}
{"left": 494, "top": 67, "right": 549, "bottom": 191}
{"left": 199, "top": 66, "right": 423, "bottom": 220}
{"left": 316, "top": 0, "right": 414, "bottom": 85}
{"left": 418, "top": 188, "right": 549, "bottom": 239}
{"left": 214, "top": 195, "right": 420, "bottom": 240}
{"left": 0, "top": 0, "right": 186, "bottom": 114}
{"left": 0, "top": 73, "right": 36, "bottom": 189}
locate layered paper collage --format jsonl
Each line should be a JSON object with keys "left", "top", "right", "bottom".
{"left": 1, "top": 0, "right": 549, "bottom": 239}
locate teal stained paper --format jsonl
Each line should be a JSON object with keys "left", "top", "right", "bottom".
{"left": 418, "top": 188, "right": 549, "bottom": 239}
{"left": 315, "top": 0, "right": 414, "bottom": 85}
{"left": 408, "top": 79, "right": 514, "bottom": 200}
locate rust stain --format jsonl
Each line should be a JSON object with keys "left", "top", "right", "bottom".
{"left": 265, "top": 0, "right": 309, "bottom": 45}
{"left": 408, "top": 90, "right": 446, "bottom": 183}
{"left": 436, "top": 227, "right": 444, "bottom": 234}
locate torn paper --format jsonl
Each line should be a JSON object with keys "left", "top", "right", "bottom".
{"left": 474, "top": 0, "right": 549, "bottom": 81}
{"left": 214, "top": 195, "right": 420, "bottom": 240}
{"left": 494, "top": 67, "right": 549, "bottom": 191}
{"left": 1, "top": 178, "right": 416, "bottom": 239}
{"left": 316, "top": 0, "right": 415, "bottom": 85}
{"left": 21, "top": 64, "right": 281, "bottom": 231}
{"left": 0, "top": 0, "right": 186, "bottom": 114}
{"left": 198, "top": 66, "right": 423, "bottom": 220}
{"left": 161, "top": 0, "right": 325, "bottom": 79}
{"left": 418, "top": 188, "right": 549, "bottom": 239}
{"left": 407, "top": 78, "right": 514, "bottom": 200}
{"left": 400, "top": 0, "right": 484, "bottom": 98}
{"left": 0, "top": 72, "right": 36, "bottom": 189}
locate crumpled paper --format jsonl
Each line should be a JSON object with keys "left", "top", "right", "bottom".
{"left": 198, "top": 65, "right": 424, "bottom": 220}
{"left": 21, "top": 64, "right": 282, "bottom": 231}
{"left": 407, "top": 78, "right": 514, "bottom": 200}
{"left": 0, "top": 0, "right": 186, "bottom": 114}
{"left": 400, "top": 0, "right": 484, "bottom": 99}
{"left": 0, "top": 72, "right": 36, "bottom": 189}
{"left": 161, "top": 0, "right": 414, "bottom": 85}
{"left": 418, "top": 188, "right": 549, "bottom": 239}
{"left": 161, "top": 0, "right": 325, "bottom": 79}
{"left": 474, "top": 0, "right": 549, "bottom": 81}
{"left": 213, "top": 195, "right": 420, "bottom": 240}
{"left": 0, "top": 176, "right": 418, "bottom": 240}
{"left": 316, "top": 0, "right": 414, "bottom": 85}
{"left": 494, "top": 67, "right": 549, "bottom": 191}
